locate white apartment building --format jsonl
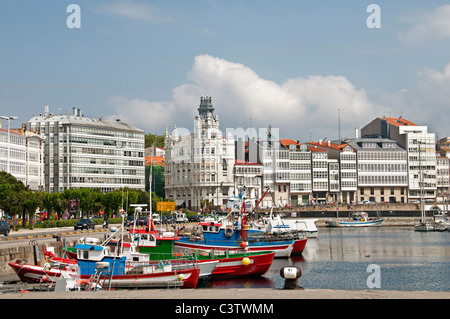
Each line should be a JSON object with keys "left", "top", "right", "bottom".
{"left": 26, "top": 105, "right": 145, "bottom": 193}
{"left": 233, "top": 159, "right": 263, "bottom": 205}
{"left": 362, "top": 117, "right": 436, "bottom": 202}
{"left": 436, "top": 156, "right": 449, "bottom": 204}
{"left": 250, "top": 138, "right": 290, "bottom": 207}
{"left": 309, "top": 146, "right": 329, "bottom": 204}
{"left": 307, "top": 140, "right": 358, "bottom": 204}
{"left": 346, "top": 137, "right": 408, "bottom": 203}
{"left": 0, "top": 124, "right": 44, "bottom": 190}
{"left": 164, "top": 96, "right": 235, "bottom": 211}
{"left": 288, "top": 143, "right": 312, "bottom": 205}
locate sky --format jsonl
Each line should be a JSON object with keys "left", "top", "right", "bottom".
{"left": 1, "top": 1, "right": 450, "bottom": 142}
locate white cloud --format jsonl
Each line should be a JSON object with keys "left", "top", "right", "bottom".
{"left": 93, "top": 0, "right": 174, "bottom": 23}
{"left": 108, "top": 54, "right": 385, "bottom": 140}
{"left": 418, "top": 63, "right": 450, "bottom": 84}
{"left": 371, "top": 63, "right": 450, "bottom": 135}
{"left": 400, "top": 5, "right": 450, "bottom": 44}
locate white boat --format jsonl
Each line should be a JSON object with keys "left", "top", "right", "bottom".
{"left": 326, "top": 212, "right": 384, "bottom": 227}
{"left": 249, "top": 211, "right": 318, "bottom": 238}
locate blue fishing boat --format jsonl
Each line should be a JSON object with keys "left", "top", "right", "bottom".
{"left": 73, "top": 243, "right": 200, "bottom": 289}
{"left": 175, "top": 191, "right": 307, "bottom": 257}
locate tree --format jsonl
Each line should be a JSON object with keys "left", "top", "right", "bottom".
{"left": 0, "top": 172, "right": 26, "bottom": 231}
{"left": 42, "top": 192, "right": 62, "bottom": 220}
{"left": 21, "top": 190, "right": 43, "bottom": 229}
{"left": 145, "top": 133, "right": 164, "bottom": 149}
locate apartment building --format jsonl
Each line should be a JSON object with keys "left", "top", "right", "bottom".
{"left": 0, "top": 123, "right": 44, "bottom": 190}
{"left": 26, "top": 105, "right": 145, "bottom": 193}
{"left": 286, "top": 142, "right": 312, "bottom": 205}
{"left": 436, "top": 156, "right": 449, "bottom": 204}
{"left": 306, "top": 140, "right": 357, "bottom": 204}
{"left": 345, "top": 137, "right": 408, "bottom": 203}
{"left": 233, "top": 159, "right": 263, "bottom": 205}
{"left": 362, "top": 117, "right": 437, "bottom": 202}
{"left": 164, "top": 96, "right": 235, "bottom": 211}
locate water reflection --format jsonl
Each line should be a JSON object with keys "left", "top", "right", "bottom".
{"left": 199, "top": 227, "right": 450, "bottom": 291}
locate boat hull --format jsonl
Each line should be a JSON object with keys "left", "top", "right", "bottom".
{"left": 8, "top": 261, "right": 200, "bottom": 289}
{"left": 197, "top": 251, "right": 275, "bottom": 279}
{"left": 8, "top": 261, "right": 78, "bottom": 284}
{"left": 291, "top": 238, "right": 308, "bottom": 255}
{"left": 86, "top": 267, "right": 200, "bottom": 289}
{"left": 175, "top": 239, "right": 294, "bottom": 258}
{"left": 326, "top": 218, "right": 384, "bottom": 227}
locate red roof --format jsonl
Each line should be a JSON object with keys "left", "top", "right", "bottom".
{"left": 307, "top": 146, "right": 327, "bottom": 152}
{"left": 145, "top": 155, "right": 165, "bottom": 166}
{"left": 382, "top": 117, "right": 417, "bottom": 127}
{"left": 307, "top": 141, "right": 349, "bottom": 152}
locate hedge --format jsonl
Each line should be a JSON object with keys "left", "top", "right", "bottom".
{"left": 41, "top": 217, "right": 123, "bottom": 228}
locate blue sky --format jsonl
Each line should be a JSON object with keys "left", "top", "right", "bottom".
{"left": 1, "top": 1, "right": 450, "bottom": 141}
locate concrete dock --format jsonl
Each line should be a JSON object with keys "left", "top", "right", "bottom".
{"left": 0, "top": 287, "right": 448, "bottom": 299}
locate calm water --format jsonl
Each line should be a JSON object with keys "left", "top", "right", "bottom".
{"left": 200, "top": 227, "right": 450, "bottom": 291}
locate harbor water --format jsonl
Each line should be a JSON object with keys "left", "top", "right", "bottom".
{"left": 199, "top": 227, "right": 450, "bottom": 291}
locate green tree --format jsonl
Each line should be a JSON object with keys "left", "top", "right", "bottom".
{"left": 42, "top": 192, "right": 63, "bottom": 220}
{"left": 145, "top": 133, "right": 164, "bottom": 148}
{"left": 21, "top": 190, "right": 43, "bottom": 229}
{"left": 0, "top": 172, "right": 26, "bottom": 231}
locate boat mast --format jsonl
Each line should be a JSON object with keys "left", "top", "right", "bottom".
{"left": 419, "top": 143, "right": 425, "bottom": 223}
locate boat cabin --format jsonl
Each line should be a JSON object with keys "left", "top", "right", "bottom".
{"left": 74, "top": 244, "right": 127, "bottom": 276}
{"left": 131, "top": 229, "right": 181, "bottom": 259}
{"left": 200, "top": 222, "right": 222, "bottom": 233}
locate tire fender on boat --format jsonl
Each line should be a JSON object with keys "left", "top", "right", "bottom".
{"left": 225, "top": 226, "right": 233, "bottom": 238}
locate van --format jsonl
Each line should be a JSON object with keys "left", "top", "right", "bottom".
{"left": 152, "top": 214, "right": 161, "bottom": 224}
{"left": 175, "top": 212, "right": 188, "bottom": 223}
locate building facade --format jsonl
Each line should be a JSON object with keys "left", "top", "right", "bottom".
{"left": 345, "top": 137, "right": 408, "bottom": 203}
{"left": 361, "top": 117, "right": 437, "bottom": 202}
{"left": 0, "top": 124, "right": 44, "bottom": 190}
{"left": 306, "top": 140, "right": 358, "bottom": 204}
{"left": 164, "top": 96, "right": 235, "bottom": 211}
{"left": 26, "top": 105, "right": 145, "bottom": 193}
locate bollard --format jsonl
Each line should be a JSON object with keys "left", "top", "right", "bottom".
{"left": 280, "top": 266, "right": 303, "bottom": 290}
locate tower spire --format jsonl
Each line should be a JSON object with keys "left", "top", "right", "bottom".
{"left": 197, "top": 96, "right": 215, "bottom": 120}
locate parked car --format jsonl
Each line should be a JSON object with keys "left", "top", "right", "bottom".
{"left": 188, "top": 215, "right": 201, "bottom": 222}
{"left": 124, "top": 216, "right": 135, "bottom": 227}
{"left": 74, "top": 218, "right": 95, "bottom": 230}
{"left": 164, "top": 215, "right": 175, "bottom": 224}
{"left": 152, "top": 214, "right": 161, "bottom": 225}
{"left": 0, "top": 220, "right": 10, "bottom": 236}
{"left": 138, "top": 216, "right": 148, "bottom": 226}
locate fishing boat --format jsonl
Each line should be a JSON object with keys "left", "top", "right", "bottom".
{"left": 10, "top": 243, "right": 200, "bottom": 289}
{"left": 62, "top": 229, "right": 216, "bottom": 281}
{"left": 74, "top": 243, "right": 200, "bottom": 289}
{"left": 249, "top": 209, "right": 318, "bottom": 238}
{"left": 130, "top": 225, "right": 275, "bottom": 279}
{"left": 326, "top": 193, "right": 383, "bottom": 227}
{"left": 175, "top": 189, "right": 307, "bottom": 258}
{"left": 326, "top": 211, "right": 384, "bottom": 227}
{"left": 8, "top": 258, "right": 78, "bottom": 285}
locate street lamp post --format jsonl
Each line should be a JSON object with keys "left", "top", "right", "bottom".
{"left": 0, "top": 116, "right": 18, "bottom": 174}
